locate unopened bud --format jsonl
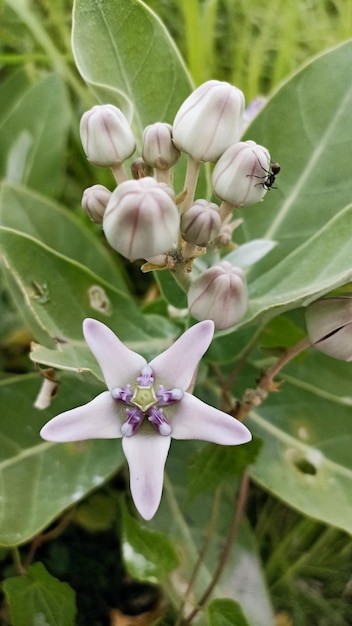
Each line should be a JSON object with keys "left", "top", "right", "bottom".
{"left": 142, "top": 123, "right": 180, "bottom": 170}
{"left": 181, "top": 200, "right": 221, "bottom": 246}
{"left": 131, "top": 157, "right": 153, "bottom": 180}
{"left": 172, "top": 80, "right": 245, "bottom": 162}
{"left": 188, "top": 261, "right": 247, "bottom": 329}
{"left": 103, "top": 177, "right": 179, "bottom": 261}
{"left": 81, "top": 184, "right": 111, "bottom": 223}
{"left": 305, "top": 297, "right": 352, "bottom": 361}
{"left": 80, "top": 104, "right": 136, "bottom": 167}
{"left": 212, "top": 140, "right": 271, "bottom": 207}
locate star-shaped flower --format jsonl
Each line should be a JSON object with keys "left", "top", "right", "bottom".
{"left": 41, "top": 318, "right": 251, "bottom": 520}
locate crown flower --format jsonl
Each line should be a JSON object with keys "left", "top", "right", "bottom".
{"left": 172, "top": 80, "right": 245, "bottom": 162}
{"left": 80, "top": 104, "right": 136, "bottom": 167}
{"left": 305, "top": 297, "right": 352, "bottom": 361}
{"left": 212, "top": 140, "right": 271, "bottom": 207}
{"left": 40, "top": 319, "right": 251, "bottom": 520}
{"left": 188, "top": 262, "right": 248, "bottom": 330}
{"left": 103, "top": 177, "right": 180, "bottom": 261}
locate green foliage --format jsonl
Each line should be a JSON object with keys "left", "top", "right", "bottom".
{"left": 206, "top": 598, "right": 250, "bottom": 626}
{"left": 121, "top": 503, "right": 179, "bottom": 581}
{"left": 187, "top": 439, "right": 262, "bottom": 501}
{"left": 3, "top": 562, "right": 76, "bottom": 626}
{"left": 1, "top": 0, "right": 352, "bottom": 624}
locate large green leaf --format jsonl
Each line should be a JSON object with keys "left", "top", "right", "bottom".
{"left": 72, "top": 0, "right": 192, "bottom": 129}
{"left": 0, "top": 72, "right": 70, "bottom": 197}
{"left": 4, "top": 562, "right": 76, "bottom": 626}
{"left": 0, "top": 181, "right": 128, "bottom": 291}
{"left": 0, "top": 373, "right": 124, "bottom": 546}
{"left": 241, "top": 40, "right": 352, "bottom": 267}
{"left": 0, "top": 227, "right": 177, "bottom": 364}
{"left": 247, "top": 349, "right": 352, "bottom": 533}
{"left": 245, "top": 202, "right": 352, "bottom": 324}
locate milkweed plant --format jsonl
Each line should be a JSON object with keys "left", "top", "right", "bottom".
{"left": 1, "top": 1, "right": 352, "bottom": 625}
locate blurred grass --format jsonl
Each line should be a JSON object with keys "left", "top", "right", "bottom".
{"left": 146, "top": 0, "right": 352, "bottom": 99}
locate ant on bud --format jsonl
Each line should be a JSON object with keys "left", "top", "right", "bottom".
{"left": 248, "top": 153, "right": 281, "bottom": 190}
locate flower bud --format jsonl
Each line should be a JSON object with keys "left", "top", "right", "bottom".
{"left": 103, "top": 177, "right": 179, "bottom": 261}
{"left": 80, "top": 104, "right": 136, "bottom": 167}
{"left": 212, "top": 140, "right": 271, "bottom": 207}
{"left": 181, "top": 200, "right": 221, "bottom": 246}
{"left": 188, "top": 261, "right": 247, "bottom": 329}
{"left": 81, "top": 184, "right": 111, "bottom": 223}
{"left": 172, "top": 80, "right": 245, "bottom": 162}
{"left": 305, "top": 297, "right": 352, "bottom": 361}
{"left": 142, "top": 123, "right": 180, "bottom": 170}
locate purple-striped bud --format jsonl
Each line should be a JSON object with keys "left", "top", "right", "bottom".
{"left": 80, "top": 105, "right": 136, "bottom": 167}
{"left": 212, "top": 140, "right": 271, "bottom": 207}
{"left": 103, "top": 177, "right": 180, "bottom": 261}
{"left": 188, "top": 261, "right": 247, "bottom": 330}
{"left": 305, "top": 297, "right": 352, "bottom": 361}
{"left": 81, "top": 184, "right": 111, "bottom": 223}
{"left": 172, "top": 80, "right": 245, "bottom": 162}
{"left": 142, "top": 123, "right": 180, "bottom": 170}
{"left": 181, "top": 200, "right": 222, "bottom": 246}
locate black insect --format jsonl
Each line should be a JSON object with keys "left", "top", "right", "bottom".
{"left": 248, "top": 155, "right": 281, "bottom": 190}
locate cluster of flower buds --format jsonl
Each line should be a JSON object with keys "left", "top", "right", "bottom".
{"left": 79, "top": 81, "right": 277, "bottom": 329}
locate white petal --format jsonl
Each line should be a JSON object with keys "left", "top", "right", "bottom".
{"left": 171, "top": 393, "right": 251, "bottom": 444}
{"left": 122, "top": 432, "right": 171, "bottom": 520}
{"left": 149, "top": 321, "right": 214, "bottom": 389}
{"left": 40, "top": 391, "right": 123, "bottom": 441}
{"left": 83, "top": 318, "right": 146, "bottom": 389}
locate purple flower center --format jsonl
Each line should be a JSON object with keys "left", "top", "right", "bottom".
{"left": 111, "top": 365, "right": 183, "bottom": 437}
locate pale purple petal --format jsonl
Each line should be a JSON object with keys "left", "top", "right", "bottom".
{"left": 122, "top": 431, "right": 171, "bottom": 520}
{"left": 40, "top": 391, "right": 123, "bottom": 441}
{"left": 171, "top": 393, "right": 251, "bottom": 444}
{"left": 83, "top": 318, "right": 146, "bottom": 389}
{"left": 149, "top": 321, "right": 214, "bottom": 390}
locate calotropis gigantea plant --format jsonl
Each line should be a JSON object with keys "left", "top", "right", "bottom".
{"left": 79, "top": 81, "right": 276, "bottom": 331}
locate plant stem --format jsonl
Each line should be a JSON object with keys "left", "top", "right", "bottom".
{"left": 183, "top": 472, "right": 250, "bottom": 625}
{"left": 235, "top": 336, "right": 311, "bottom": 422}
{"left": 175, "top": 486, "right": 222, "bottom": 626}
{"left": 12, "top": 547, "right": 26, "bottom": 576}
{"left": 180, "top": 156, "right": 201, "bottom": 216}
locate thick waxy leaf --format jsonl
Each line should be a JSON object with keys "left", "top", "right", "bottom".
{"left": 248, "top": 349, "right": 352, "bottom": 533}
{"left": 0, "top": 373, "right": 124, "bottom": 546}
{"left": 0, "top": 72, "right": 70, "bottom": 197}
{"left": 241, "top": 40, "right": 352, "bottom": 266}
{"left": 0, "top": 227, "right": 177, "bottom": 366}
{"left": 245, "top": 202, "right": 352, "bottom": 324}
{"left": 3, "top": 562, "right": 76, "bottom": 626}
{"left": 72, "top": 0, "right": 192, "bottom": 129}
{"left": 0, "top": 181, "right": 127, "bottom": 290}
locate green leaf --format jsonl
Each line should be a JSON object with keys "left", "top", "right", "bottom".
{"left": 0, "top": 72, "right": 70, "bottom": 197}
{"left": 72, "top": 0, "right": 192, "bottom": 129}
{"left": 121, "top": 504, "right": 179, "bottom": 581}
{"left": 0, "top": 373, "right": 124, "bottom": 546}
{"left": 245, "top": 203, "right": 352, "bottom": 324}
{"left": 0, "top": 227, "right": 177, "bottom": 366}
{"left": 241, "top": 40, "right": 352, "bottom": 267}
{"left": 3, "top": 562, "right": 76, "bottom": 626}
{"left": 248, "top": 349, "right": 352, "bottom": 533}
{"left": 206, "top": 599, "right": 250, "bottom": 626}
{"left": 0, "top": 181, "right": 128, "bottom": 291}
{"left": 187, "top": 439, "right": 262, "bottom": 502}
